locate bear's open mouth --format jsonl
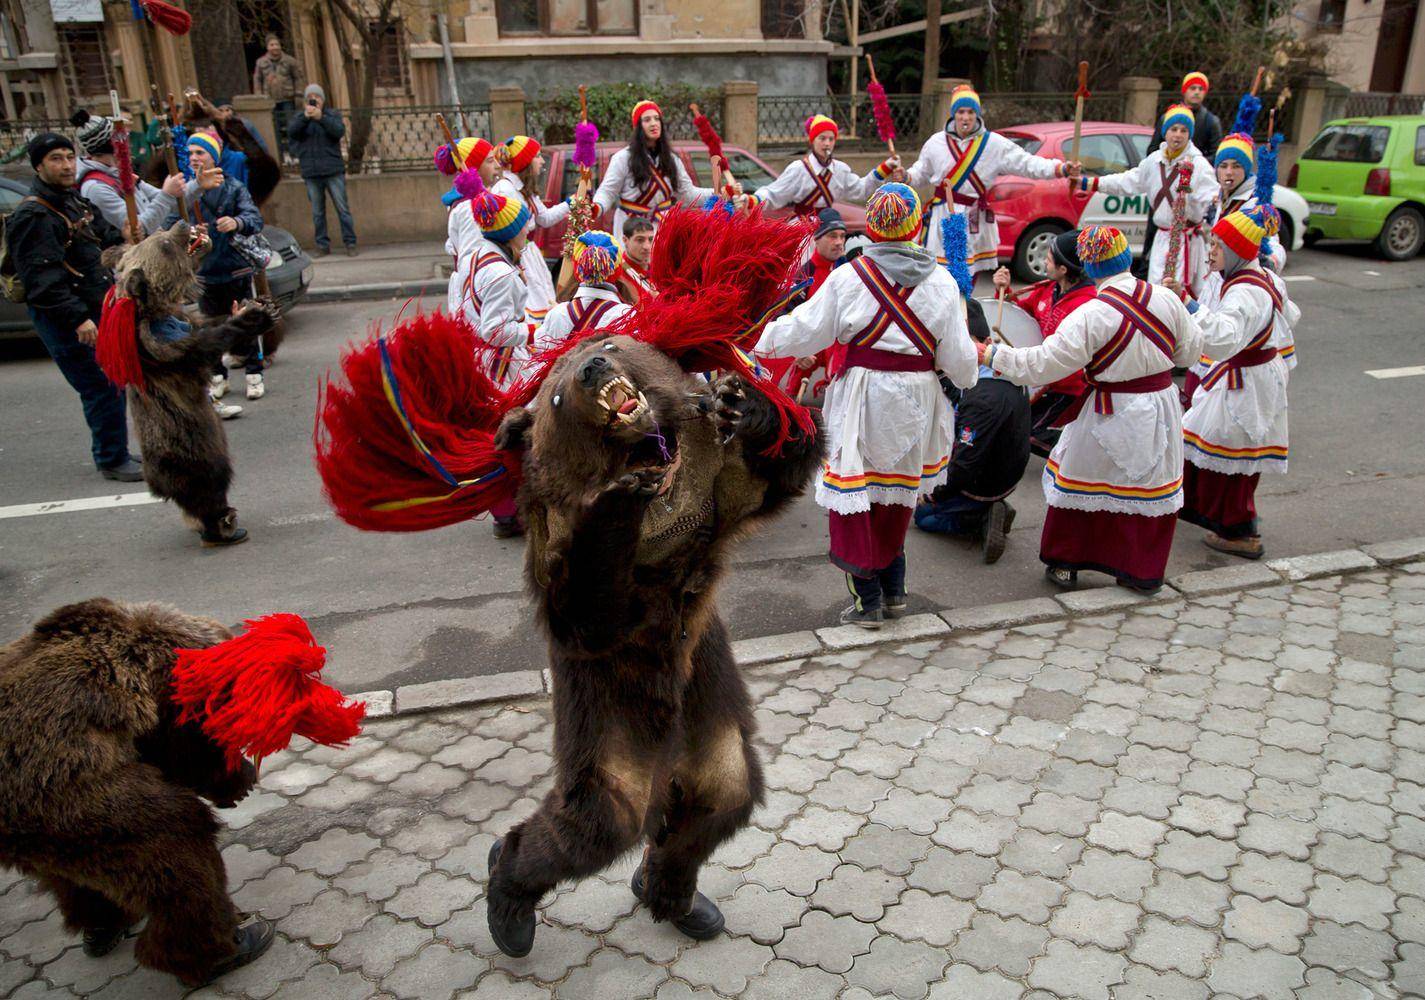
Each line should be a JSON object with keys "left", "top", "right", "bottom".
{"left": 597, "top": 375, "right": 650, "bottom": 427}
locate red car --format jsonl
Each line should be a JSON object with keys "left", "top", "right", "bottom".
{"left": 532, "top": 142, "right": 867, "bottom": 263}
{"left": 989, "top": 121, "right": 1157, "bottom": 281}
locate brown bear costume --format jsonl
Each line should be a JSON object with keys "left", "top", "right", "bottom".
{"left": 99, "top": 221, "right": 278, "bottom": 545}
{"left": 0, "top": 599, "right": 272, "bottom": 985}
{"left": 487, "top": 341, "right": 823, "bottom": 953}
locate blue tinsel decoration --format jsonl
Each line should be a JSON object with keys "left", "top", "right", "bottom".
{"left": 1255, "top": 132, "right": 1284, "bottom": 260}
{"left": 940, "top": 213, "right": 973, "bottom": 297}
{"left": 1231, "top": 93, "right": 1262, "bottom": 138}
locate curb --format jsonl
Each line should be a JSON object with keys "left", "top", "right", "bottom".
{"left": 304, "top": 279, "right": 447, "bottom": 304}
{"left": 352, "top": 537, "right": 1425, "bottom": 721}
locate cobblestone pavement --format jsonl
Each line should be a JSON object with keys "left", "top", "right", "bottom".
{"left": 4, "top": 563, "right": 1425, "bottom": 999}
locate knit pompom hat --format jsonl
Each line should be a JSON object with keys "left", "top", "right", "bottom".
{"left": 1160, "top": 104, "right": 1195, "bottom": 138}
{"left": 434, "top": 137, "right": 493, "bottom": 176}
{"left": 1181, "top": 71, "right": 1210, "bottom": 94}
{"left": 187, "top": 128, "right": 224, "bottom": 161}
{"left": 804, "top": 115, "right": 839, "bottom": 142}
{"left": 473, "top": 187, "right": 532, "bottom": 244}
{"left": 950, "top": 84, "right": 981, "bottom": 117}
{"left": 864, "top": 183, "right": 922, "bottom": 243}
{"left": 69, "top": 109, "right": 115, "bottom": 156}
{"left": 572, "top": 230, "right": 622, "bottom": 283}
{"left": 1215, "top": 133, "right": 1255, "bottom": 174}
{"left": 1076, "top": 225, "right": 1133, "bottom": 280}
{"left": 500, "top": 135, "right": 541, "bottom": 174}
{"left": 1212, "top": 205, "right": 1270, "bottom": 261}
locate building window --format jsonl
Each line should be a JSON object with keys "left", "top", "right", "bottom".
{"left": 496, "top": 0, "right": 636, "bottom": 36}
{"left": 762, "top": 0, "right": 807, "bottom": 39}
{"left": 58, "top": 25, "right": 115, "bottom": 104}
{"left": 1317, "top": 0, "right": 1346, "bottom": 33}
{"left": 369, "top": 18, "right": 410, "bottom": 92}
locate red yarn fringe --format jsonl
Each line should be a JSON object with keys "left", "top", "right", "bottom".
{"left": 96, "top": 288, "right": 145, "bottom": 392}
{"left": 172, "top": 614, "right": 365, "bottom": 771}
{"left": 867, "top": 79, "right": 896, "bottom": 145}
{"left": 112, "top": 127, "right": 136, "bottom": 196}
{"left": 314, "top": 311, "right": 524, "bottom": 531}
{"left": 692, "top": 112, "right": 726, "bottom": 169}
{"left": 139, "top": 0, "right": 191, "bottom": 35}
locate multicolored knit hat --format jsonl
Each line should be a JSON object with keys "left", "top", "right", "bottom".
{"left": 473, "top": 188, "right": 532, "bottom": 244}
{"left": 434, "top": 137, "right": 493, "bottom": 176}
{"left": 1160, "top": 104, "right": 1195, "bottom": 138}
{"left": 1076, "top": 225, "right": 1132, "bottom": 280}
{"left": 500, "top": 135, "right": 541, "bottom": 173}
{"left": 1181, "top": 71, "right": 1210, "bottom": 95}
{"left": 864, "top": 183, "right": 922, "bottom": 242}
{"left": 1215, "top": 133, "right": 1255, "bottom": 173}
{"left": 187, "top": 128, "right": 223, "bottom": 161}
{"left": 572, "top": 230, "right": 622, "bottom": 283}
{"left": 1213, "top": 206, "right": 1270, "bottom": 261}
{"left": 804, "top": 115, "right": 839, "bottom": 142}
{"left": 950, "top": 85, "right": 982, "bottom": 117}
{"left": 631, "top": 99, "right": 661, "bottom": 129}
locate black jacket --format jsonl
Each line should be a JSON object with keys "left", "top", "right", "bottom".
{"left": 286, "top": 110, "right": 347, "bottom": 179}
{"left": 937, "top": 374, "right": 1032, "bottom": 502}
{"left": 170, "top": 176, "right": 264, "bottom": 282}
{"left": 9, "top": 177, "right": 124, "bottom": 331}
{"left": 1149, "top": 104, "right": 1223, "bottom": 160}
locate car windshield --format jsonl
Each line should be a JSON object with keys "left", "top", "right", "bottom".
{"left": 1001, "top": 133, "right": 1043, "bottom": 155}
{"left": 1303, "top": 124, "right": 1391, "bottom": 164}
{"left": 721, "top": 152, "right": 776, "bottom": 191}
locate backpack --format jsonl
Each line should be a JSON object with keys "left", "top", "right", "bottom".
{"left": 0, "top": 196, "right": 85, "bottom": 304}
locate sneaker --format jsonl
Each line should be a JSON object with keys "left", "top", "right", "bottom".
{"left": 883, "top": 594, "right": 907, "bottom": 618}
{"left": 314, "top": 246, "right": 331, "bottom": 258}
{"left": 839, "top": 603, "right": 883, "bottom": 630}
{"left": 1044, "top": 566, "right": 1078, "bottom": 590}
{"left": 245, "top": 373, "right": 265, "bottom": 400}
{"left": 345, "top": 245, "right": 359, "bottom": 257}
{"left": 193, "top": 913, "right": 274, "bottom": 986}
{"left": 631, "top": 862, "right": 725, "bottom": 940}
{"left": 82, "top": 924, "right": 130, "bottom": 957}
{"left": 983, "top": 500, "right": 1010, "bottom": 564}
{"left": 213, "top": 400, "right": 243, "bottom": 420}
{"left": 99, "top": 458, "right": 144, "bottom": 482}
{"left": 1204, "top": 532, "right": 1264, "bottom": 560}
{"left": 209, "top": 374, "right": 229, "bottom": 399}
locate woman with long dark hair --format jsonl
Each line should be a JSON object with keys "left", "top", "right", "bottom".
{"left": 592, "top": 100, "right": 714, "bottom": 237}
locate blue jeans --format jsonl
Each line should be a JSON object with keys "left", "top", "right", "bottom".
{"left": 914, "top": 493, "right": 991, "bottom": 536}
{"left": 304, "top": 174, "right": 356, "bottom": 250}
{"left": 29, "top": 307, "right": 131, "bottom": 469}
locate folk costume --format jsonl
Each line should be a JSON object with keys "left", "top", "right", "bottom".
{"left": 1083, "top": 105, "right": 1217, "bottom": 296}
{"left": 763, "top": 208, "right": 848, "bottom": 400}
{"left": 592, "top": 101, "right": 713, "bottom": 237}
{"left": 755, "top": 184, "right": 978, "bottom": 626}
{"left": 455, "top": 172, "right": 532, "bottom": 388}
{"left": 535, "top": 231, "right": 633, "bottom": 352}
{"left": 906, "top": 85, "right": 1071, "bottom": 273}
{"left": 492, "top": 135, "right": 566, "bottom": 329}
{"left": 439, "top": 137, "right": 495, "bottom": 318}
{"left": 749, "top": 115, "right": 891, "bottom": 216}
{"left": 1178, "top": 208, "right": 1296, "bottom": 558}
{"left": 983, "top": 226, "right": 1231, "bottom": 592}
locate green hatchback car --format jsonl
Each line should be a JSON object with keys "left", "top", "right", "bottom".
{"left": 1290, "top": 115, "right": 1425, "bottom": 260}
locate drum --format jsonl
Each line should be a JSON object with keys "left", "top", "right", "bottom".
{"left": 975, "top": 297, "right": 1044, "bottom": 349}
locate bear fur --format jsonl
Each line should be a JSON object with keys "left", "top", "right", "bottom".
{"left": 485, "top": 334, "right": 823, "bottom": 936}
{"left": 105, "top": 222, "right": 278, "bottom": 541}
{"left": 0, "top": 598, "right": 255, "bottom": 985}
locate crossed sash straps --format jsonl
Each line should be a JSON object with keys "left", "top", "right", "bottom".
{"left": 1201, "top": 270, "right": 1284, "bottom": 391}
{"left": 930, "top": 133, "right": 992, "bottom": 234}
{"left": 465, "top": 251, "right": 526, "bottom": 383}
{"left": 620, "top": 157, "right": 676, "bottom": 220}
{"left": 1087, "top": 279, "right": 1177, "bottom": 414}
{"left": 568, "top": 297, "right": 618, "bottom": 334}
{"left": 792, "top": 158, "right": 836, "bottom": 216}
{"left": 849, "top": 257, "right": 937, "bottom": 357}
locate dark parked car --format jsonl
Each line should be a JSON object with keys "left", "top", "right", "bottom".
{"left": 0, "top": 176, "right": 312, "bottom": 341}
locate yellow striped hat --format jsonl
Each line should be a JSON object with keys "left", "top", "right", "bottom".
{"left": 1212, "top": 206, "right": 1269, "bottom": 260}
{"left": 864, "top": 183, "right": 922, "bottom": 242}
{"left": 474, "top": 190, "right": 532, "bottom": 244}
{"left": 950, "top": 85, "right": 981, "bottom": 116}
{"left": 500, "top": 135, "right": 541, "bottom": 173}
{"left": 1215, "top": 133, "right": 1255, "bottom": 173}
{"left": 1160, "top": 104, "right": 1195, "bottom": 137}
{"left": 804, "top": 115, "right": 839, "bottom": 141}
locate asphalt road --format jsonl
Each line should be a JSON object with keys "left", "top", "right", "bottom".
{"left": 3, "top": 244, "right": 1423, "bottom": 695}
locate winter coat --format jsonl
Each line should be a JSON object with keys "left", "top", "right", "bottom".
{"left": 9, "top": 176, "right": 124, "bottom": 330}
{"left": 286, "top": 111, "right": 347, "bottom": 179}
{"left": 171, "top": 177, "right": 264, "bottom": 283}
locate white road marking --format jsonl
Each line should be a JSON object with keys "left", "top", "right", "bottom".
{"left": 0, "top": 491, "right": 161, "bottom": 520}
{"left": 1366, "top": 365, "right": 1425, "bottom": 380}
{"left": 1365, "top": 269, "right": 1382, "bottom": 276}
{"left": 268, "top": 511, "right": 333, "bottom": 527}
{"left": 1282, "top": 275, "right": 1316, "bottom": 282}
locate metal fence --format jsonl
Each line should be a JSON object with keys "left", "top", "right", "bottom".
{"left": 1344, "top": 91, "right": 1425, "bottom": 118}
{"left": 524, "top": 99, "right": 721, "bottom": 147}
{"left": 1201, "top": 84, "right": 1297, "bottom": 142}
{"left": 0, "top": 118, "right": 88, "bottom": 167}
{"left": 276, "top": 104, "right": 491, "bottom": 175}
{"left": 758, "top": 91, "right": 1126, "bottom": 152}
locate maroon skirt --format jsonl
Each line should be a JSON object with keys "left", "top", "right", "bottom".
{"left": 1040, "top": 505, "right": 1177, "bottom": 590}
{"left": 829, "top": 504, "right": 914, "bottom": 577}
{"left": 1180, "top": 464, "right": 1259, "bottom": 539}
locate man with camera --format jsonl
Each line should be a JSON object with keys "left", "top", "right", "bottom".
{"left": 285, "top": 84, "right": 357, "bottom": 257}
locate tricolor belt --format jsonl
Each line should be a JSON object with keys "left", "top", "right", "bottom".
{"left": 1086, "top": 371, "right": 1174, "bottom": 413}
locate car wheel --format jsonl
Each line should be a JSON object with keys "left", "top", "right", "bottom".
{"left": 1303, "top": 229, "right": 1322, "bottom": 248}
{"left": 1277, "top": 214, "right": 1294, "bottom": 254}
{"left": 1013, "top": 222, "right": 1067, "bottom": 283}
{"left": 1376, "top": 206, "right": 1425, "bottom": 261}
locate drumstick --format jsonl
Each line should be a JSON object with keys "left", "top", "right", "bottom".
{"left": 994, "top": 285, "right": 1006, "bottom": 344}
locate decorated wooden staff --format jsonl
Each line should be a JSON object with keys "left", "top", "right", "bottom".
{"left": 556, "top": 86, "right": 599, "bottom": 300}
{"left": 1163, "top": 164, "right": 1193, "bottom": 296}
{"left": 436, "top": 112, "right": 466, "bottom": 172}
{"left": 690, "top": 102, "right": 738, "bottom": 200}
{"left": 1068, "top": 62, "right": 1089, "bottom": 194}
{"left": 108, "top": 90, "right": 141, "bottom": 243}
{"left": 865, "top": 54, "right": 896, "bottom": 159}
{"left": 148, "top": 86, "right": 189, "bottom": 225}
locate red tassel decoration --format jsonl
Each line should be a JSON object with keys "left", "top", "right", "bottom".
{"left": 314, "top": 311, "right": 525, "bottom": 531}
{"left": 172, "top": 614, "right": 365, "bottom": 771}
{"left": 692, "top": 111, "right": 726, "bottom": 170}
{"left": 112, "top": 125, "right": 136, "bottom": 197}
{"left": 867, "top": 79, "right": 896, "bottom": 146}
{"left": 96, "top": 287, "right": 145, "bottom": 392}
{"left": 139, "top": 0, "right": 192, "bottom": 35}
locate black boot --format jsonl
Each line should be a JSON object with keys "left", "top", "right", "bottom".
{"left": 840, "top": 572, "right": 884, "bottom": 629}
{"left": 200, "top": 508, "right": 249, "bottom": 547}
{"left": 631, "top": 863, "right": 725, "bottom": 940}
{"left": 983, "top": 501, "right": 1010, "bottom": 564}
{"left": 486, "top": 838, "right": 536, "bottom": 957}
{"left": 196, "top": 914, "right": 274, "bottom": 986}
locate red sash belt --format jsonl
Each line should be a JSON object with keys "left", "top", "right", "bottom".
{"left": 843, "top": 344, "right": 936, "bottom": 373}
{"left": 1087, "top": 370, "right": 1173, "bottom": 415}
{"left": 939, "top": 187, "right": 995, "bottom": 234}
{"left": 1205, "top": 345, "right": 1278, "bottom": 391}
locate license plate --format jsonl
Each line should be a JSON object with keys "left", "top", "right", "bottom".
{"left": 1307, "top": 202, "right": 1337, "bottom": 216}
{"left": 302, "top": 265, "right": 314, "bottom": 285}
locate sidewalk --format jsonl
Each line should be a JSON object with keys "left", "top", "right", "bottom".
{"left": 3, "top": 547, "right": 1425, "bottom": 998}
{"left": 304, "top": 241, "right": 451, "bottom": 304}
